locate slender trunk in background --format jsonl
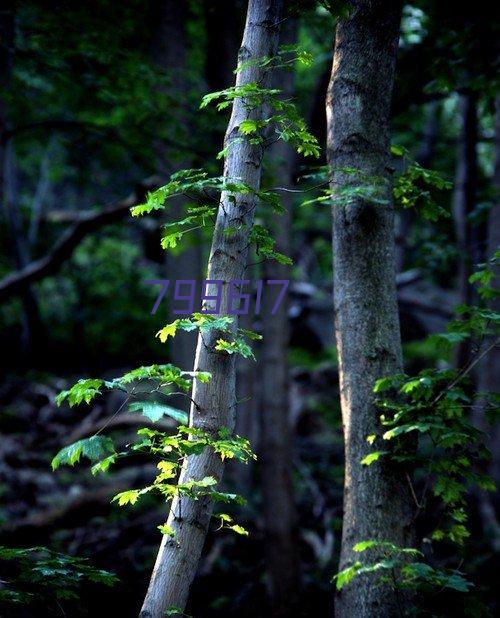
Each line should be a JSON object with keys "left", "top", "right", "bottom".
{"left": 486, "top": 97, "right": 500, "bottom": 492}
{"left": 0, "top": 1, "right": 43, "bottom": 359}
{"left": 204, "top": 0, "right": 243, "bottom": 92}
{"left": 474, "top": 97, "right": 500, "bottom": 548}
{"left": 140, "top": 2, "right": 283, "bottom": 615}
{"left": 260, "top": 18, "right": 300, "bottom": 614}
{"left": 326, "top": 2, "right": 413, "bottom": 617}
{"left": 395, "top": 100, "right": 440, "bottom": 272}
{"left": 0, "top": 0, "right": 14, "bottom": 206}
{"left": 150, "top": 0, "right": 202, "bottom": 382}
{"left": 452, "top": 91, "right": 479, "bottom": 368}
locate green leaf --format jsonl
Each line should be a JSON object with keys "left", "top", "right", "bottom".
{"left": 373, "top": 376, "right": 398, "bottom": 393}
{"left": 112, "top": 489, "right": 141, "bottom": 506}
{"left": 402, "top": 562, "right": 472, "bottom": 593}
{"left": 353, "top": 540, "right": 378, "bottom": 552}
{"left": 332, "top": 562, "right": 362, "bottom": 590}
{"left": 91, "top": 453, "right": 118, "bottom": 475}
{"left": 215, "top": 337, "right": 255, "bottom": 360}
{"left": 55, "top": 379, "right": 104, "bottom": 407}
{"left": 182, "top": 370, "right": 212, "bottom": 383}
{"left": 52, "top": 436, "right": 115, "bottom": 470}
{"left": 116, "top": 364, "right": 189, "bottom": 389}
{"left": 161, "top": 232, "right": 183, "bottom": 249}
{"left": 477, "top": 474, "right": 496, "bottom": 492}
{"left": 156, "top": 323, "right": 177, "bottom": 342}
{"left": 239, "top": 119, "right": 259, "bottom": 134}
{"left": 361, "top": 451, "right": 388, "bottom": 466}
{"left": 390, "top": 144, "right": 406, "bottom": 157}
{"left": 128, "top": 401, "right": 188, "bottom": 424}
{"left": 158, "top": 524, "right": 176, "bottom": 536}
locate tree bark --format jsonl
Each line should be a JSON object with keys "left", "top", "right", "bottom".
{"left": 326, "top": 2, "right": 414, "bottom": 617}
{"left": 139, "top": 2, "right": 283, "bottom": 616}
{"left": 452, "top": 91, "right": 479, "bottom": 368}
{"left": 260, "top": 17, "right": 300, "bottom": 615}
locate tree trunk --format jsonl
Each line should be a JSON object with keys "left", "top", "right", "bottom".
{"left": 0, "top": 0, "right": 43, "bottom": 361}
{"left": 474, "top": 96, "right": 500, "bottom": 549}
{"left": 326, "top": 2, "right": 414, "bottom": 617}
{"left": 260, "top": 17, "right": 300, "bottom": 615}
{"left": 486, "top": 97, "right": 500, "bottom": 492}
{"left": 149, "top": 0, "right": 202, "bottom": 386}
{"left": 139, "top": 2, "right": 283, "bottom": 616}
{"left": 204, "top": 0, "right": 243, "bottom": 92}
{"left": 452, "top": 91, "right": 479, "bottom": 368}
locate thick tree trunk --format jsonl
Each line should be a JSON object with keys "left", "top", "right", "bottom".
{"left": 452, "top": 91, "right": 479, "bottom": 368}
{"left": 260, "top": 18, "right": 300, "bottom": 615}
{"left": 139, "top": 2, "right": 283, "bottom": 616}
{"left": 326, "top": 2, "right": 413, "bottom": 617}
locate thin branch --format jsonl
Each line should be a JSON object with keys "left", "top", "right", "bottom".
{"left": 0, "top": 175, "right": 163, "bottom": 301}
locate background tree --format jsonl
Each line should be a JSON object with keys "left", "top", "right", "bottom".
{"left": 326, "top": 1, "right": 413, "bottom": 616}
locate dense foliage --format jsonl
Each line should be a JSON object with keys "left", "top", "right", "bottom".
{"left": 0, "top": 1, "right": 498, "bottom": 617}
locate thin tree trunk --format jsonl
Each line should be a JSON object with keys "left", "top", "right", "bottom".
{"left": 140, "top": 2, "right": 283, "bottom": 616}
{"left": 0, "top": 0, "right": 14, "bottom": 206}
{"left": 150, "top": 0, "right": 202, "bottom": 385}
{"left": 204, "top": 0, "right": 256, "bottom": 490}
{"left": 452, "top": 91, "right": 479, "bottom": 367}
{"left": 395, "top": 100, "right": 440, "bottom": 272}
{"left": 474, "top": 96, "right": 500, "bottom": 549}
{"left": 0, "top": 1, "right": 43, "bottom": 360}
{"left": 204, "top": 0, "right": 243, "bottom": 92}
{"left": 326, "top": 2, "right": 414, "bottom": 617}
{"left": 486, "top": 97, "right": 500, "bottom": 492}
{"left": 260, "top": 17, "right": 300, "bottom": 615}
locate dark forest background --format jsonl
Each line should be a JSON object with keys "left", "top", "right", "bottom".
{"left": 0, "top": 1, "right": 499, "bottom": 616}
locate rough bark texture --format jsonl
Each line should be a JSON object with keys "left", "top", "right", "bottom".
{"left": 326, "top": 2, "right": 413, "bottom": 617}
{"left": 452, "top": 92, "right": 479, "bottom": 368}
{"left": 260, "top": 17, "right": 300, "bottom": 615}
{"left": 139, "top": 2, "right": 283, "bottom": 616}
